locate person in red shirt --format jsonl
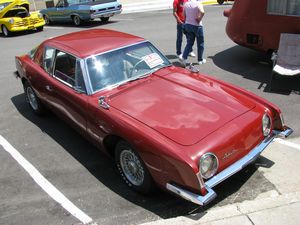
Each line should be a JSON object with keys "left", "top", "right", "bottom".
{"left": 173, "top": 0, "right": 195, "bottom": 57}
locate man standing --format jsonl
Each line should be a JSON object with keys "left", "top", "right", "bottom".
{"left": 173, "top": 0, "right": 195, "bottom": 58}
{"left": 180, "top": 0, "right": 206, "bottom": 66}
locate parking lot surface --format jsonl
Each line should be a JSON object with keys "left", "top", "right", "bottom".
{"left": 0, "top": 5, "right": 299, "bottom": 225}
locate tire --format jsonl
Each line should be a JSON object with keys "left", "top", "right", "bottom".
{"left": 72, "top": 15, "right": 82, "bottom": 26}
{"left": 43, "top": 15, "right": 51, "bottom": 25}
{"left": 36, "top": 26, "right": 44, "bottom": 32}
{"left": 100, "top": 17, "right": 109, "bottom": 22}
{"left": 23, "top": 82, "right": 44, "bottom": 115}
{"left": 115, "top": 141, "right": 154, "bottom": 194}
{"left": 217, "top": 0, "right": 224, "bottom": 4}
{"left": 1, "top": 25, "right": 11, "bottom": 37}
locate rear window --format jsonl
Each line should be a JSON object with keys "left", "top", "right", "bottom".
{"left": 267, "top": 0, "right": 300, "bottom": 16}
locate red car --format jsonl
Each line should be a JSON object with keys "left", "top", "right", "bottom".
{"left": 15, "top": 29, "right": 292, "bottom": 205}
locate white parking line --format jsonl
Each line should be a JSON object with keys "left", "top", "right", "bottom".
{"left": 44, "top": 26, "right": 64, "bottom": 30}
{"left": 274, "top": 138, "right": 300, "bottom": 150}
{"left": 0, "top": 135, "right": 94, "bottom": 225}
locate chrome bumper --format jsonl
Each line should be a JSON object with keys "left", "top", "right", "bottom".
{"left": 166, "top": 128, "right": 293, "bottom": 206}
{"left": 90, "top": 9, "right": 122, "bottom": 19}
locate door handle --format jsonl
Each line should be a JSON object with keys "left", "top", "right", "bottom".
{"left": 45, "top": 85, "right": 53, "bottom": 92}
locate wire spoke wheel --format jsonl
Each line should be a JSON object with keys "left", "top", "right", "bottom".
{"left": 115, "top": 141, "right": 154, "bottom": 193}
{"left": 23, "top": 82, "right": 44, "bottom": 115}
{"left": 26, "top": 86, "right": 38, "bottom": 111}
{"left": 120, "top": 149, "right": 145, "bottom": 186}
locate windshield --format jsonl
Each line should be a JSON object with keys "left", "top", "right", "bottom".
{"left": 0, "top": 2, "right": 11, "bottom": 10}
{"left": 85, "top": 41, "right": 171, "bottom": 93}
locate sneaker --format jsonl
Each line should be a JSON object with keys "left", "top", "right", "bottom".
{"left": 177, "top": 53, "right": 182, "bottom": 58}
{"left": 179, "top": 54, "right": 186, "bottom": 66}
{"left": 198, "top": 59, "right": 206, "bottom": 64}
{"left": 189, "top": 52, "right": 196, "bottom": 57}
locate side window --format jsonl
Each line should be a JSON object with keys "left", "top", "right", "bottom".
{"left": 287, "top": 0, "right": 300, "bottom": 16}
{"left": 33, "top": 46, "right": 43, "bottom": 67}
{"left": 43, "top": 47, "right": 55, "bottom": 74}
{"left": 66, "top": 0, "right": 75, "bottom": 6}
{"left": 53, "top": 51, "right": 87, "bottom": 92}
{"left": 56, "top": 0, "right": 65, "bottom": 7}
{"left": 267, "top": 0, "right": 285, "bottom": 14}
{"left": 53, "top": 51, "right": 76, "bottom": 87}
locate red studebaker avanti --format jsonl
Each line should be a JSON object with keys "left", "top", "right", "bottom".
{"left": 15, "top": 29, "right": 292, "bottom": 205}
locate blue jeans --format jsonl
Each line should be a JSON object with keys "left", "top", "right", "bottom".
{"left": 182, "top": 24, "right": 204, "bottom": 61}
{"left": 176, "top": 23, "right": 183, "bottom": 55}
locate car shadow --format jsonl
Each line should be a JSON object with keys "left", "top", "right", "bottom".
{"left": 11, "top": 93, "right": 275, "bottom": 221}
{"left": 0, "top": 29, "right": 43, "bottom": 38}
{"left": 165, "top": 54, "right": 185, "bottom": 68}
{"left": 45, "top": 20, "right": 117, "bottom": 28}
{"left": 209, "top": 46, "right": 300, "bottom": 95}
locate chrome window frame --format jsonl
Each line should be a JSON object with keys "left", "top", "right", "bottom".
{"left": 46, "top": 48, "right": 89, "bottom": 94}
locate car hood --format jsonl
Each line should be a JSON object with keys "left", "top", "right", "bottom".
{"left": 109, "top": 70, "right": 256, "bottom": 146}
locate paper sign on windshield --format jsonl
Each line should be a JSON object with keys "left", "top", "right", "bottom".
{"left": 142, "top": 53, "right": 164, "bottom": 68}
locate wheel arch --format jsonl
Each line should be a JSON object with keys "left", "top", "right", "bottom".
{"left": 102, "top": 134, "right": 124, "bottom": 158}
{"left": 21, "top": 77, "right": 28, "bottom": 85}
{"left": 70, "top": 13, "right": 82, "bottom": 20}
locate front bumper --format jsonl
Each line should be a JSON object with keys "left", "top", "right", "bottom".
{"left": 166, "top": 127, "right": 293, "bottom": 206}
{"left": 9, "top": 21, "right": 45, "bottom": 32}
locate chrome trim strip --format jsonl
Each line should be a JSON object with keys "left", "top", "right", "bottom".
{"left": 273, "top": 127, "right": 293, "bottom": 138}
{"left": 166, "top": 128, "right": 293, "bottom": 206}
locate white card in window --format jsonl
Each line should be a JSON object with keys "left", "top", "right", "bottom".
{"left": 142, "top": 53, "right": 164, "bottom": 68}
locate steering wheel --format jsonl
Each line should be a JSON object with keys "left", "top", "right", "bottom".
{"left": 129, "top": 59, "right": 146, "bottom": 78}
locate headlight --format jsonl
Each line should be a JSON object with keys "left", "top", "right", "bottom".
{"left": 9, "top": 18, "right": 14, "bottom": 24}
{"left": 199, "top": 153, "right": 218, "bottom": 179}
{"left": 262, "top": 113, "right": 272, "bottom": 136}
{"left": 38, "top": 13, "right": 43, "bottom": 19}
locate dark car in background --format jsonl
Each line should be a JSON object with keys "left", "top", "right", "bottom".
{"left": 40, "top": 0, "right": 122, "bottom": 26}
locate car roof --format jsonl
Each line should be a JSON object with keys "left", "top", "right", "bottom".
{"left": 43, "top": 29, "right": 146, "bottom": 59}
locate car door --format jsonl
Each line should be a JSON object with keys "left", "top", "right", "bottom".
{"left": 24, "top": 44, "right": 54, "bottom": 105}
{"left": 44, "top": 49, "right": 89, "bottom": 136}
{"left": 50, "top": 0, "right": 68, "bottom": 22}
